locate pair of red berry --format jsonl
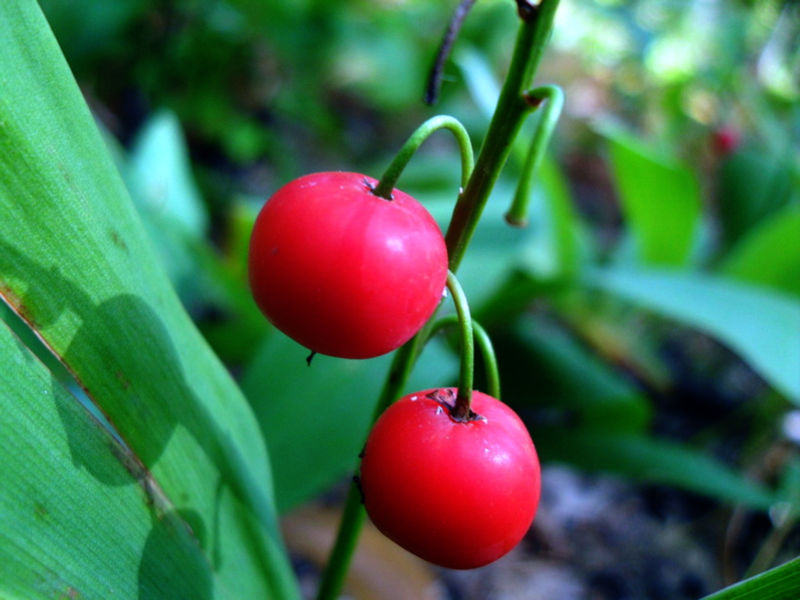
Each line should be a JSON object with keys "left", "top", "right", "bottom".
{"left": 248, "top": 171, "right": 540, "bottom": 569}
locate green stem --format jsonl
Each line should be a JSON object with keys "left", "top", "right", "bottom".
{"left": 428, "top": 315, "right": 501, "bottom": 400}
{"left": 314, "top": 338, "right": 420, "bottom": 600}
{"left": 506, "top": 84, "right": 564, "bottom": 226}
{"left": 313, "top": 483, "right": 366, "bottom": 600}
{"left": 315, "top": 3, "right": 560, "bottom": 598}
{"left": 445, "top": 271, "right": 474, "bottom": 420}
{"left": 372, "top": 115, "right": 474, "bottom": 199}
{"left": 444, "top": 0, "right": 561, "bottom": 271}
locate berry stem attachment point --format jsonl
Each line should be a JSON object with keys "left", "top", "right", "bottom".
{"left": 372, "top": 115, "right": 474, "bottom": 200}
{"left": 428, "top": 315, "right": 500, "bottom": 401}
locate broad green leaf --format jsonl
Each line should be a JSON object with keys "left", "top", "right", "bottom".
{"left": 111, "top": 122, "right": 267, "bottom": 359}
{"left": 720, "top": 203, "right": 800, "bottom": 298}
{"left": 0, "top": 3, "right": 298, "bottom": 598}
{"left": 536, "top": 429, "right": 776, "bottom": 510}
{"left": 604, "top": 129, "right": 701, "bottom": 265}
{"left": 717, "top": 150, "right": 795, "bottom": 249}
{"left": 242, "top": 334, "right": 458, "bottom": 513}
{"left": 0, "top": 320, "right": 215, "bottom": 599}
{"left": 700, "top": 557, "right": 800, "bottom": 600}
{"left": 587, "top": 268, "right": 800, "bottom": 403}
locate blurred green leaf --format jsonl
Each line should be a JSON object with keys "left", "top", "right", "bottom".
{"left": 537, "top": 429, "right": 776, "bottom": 510}
{"left": 129, "top": 109, "right": 209, "bottom": 237}
{"left": 456, "top": 44, "right": 502, "bottom": 119}
{"left": 0, "top": 320, "right": 215, "bottom": 599}
{"left": 720, "top": 203, "right": 800, "bottom": 298}
{"left": 587, "top": 268, "right": 800, "bottom": 403}
{"left": 242, "top": 335, "right": 458, "bottom": 513}
{"left": 503, "top": 314, "right": 653, "bottom": 433}
{"left": 604, "top": 128, "right": 701, "bottom": 265}
{"left": 700, "top": 557, "right": 800, "bottom": 600}
{"left": 0, "top": 3, "right": 298, "bottom": 598}
{"left": 39, "top": 0, "right": 147, "bottom": 67}
{"left": 522, "top": 155, "right": 584, "bottom": 281}
{"left": 717, "top": 150, "right": 795, "bottom": 250}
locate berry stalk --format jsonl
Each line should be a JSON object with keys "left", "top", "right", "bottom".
{"left": 315, "top": 3, "right": 560, "bottom": 597}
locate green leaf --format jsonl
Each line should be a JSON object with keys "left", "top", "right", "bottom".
{"left": 503, "top": 314, "right": 653, "bottom": 433}
{"left": 717, "top": 150, "right": 795, "bottom": 249}
{"left": 129, "top": 109, "right": 209, "bottom": 237}
{"left": 537, "top": 429, "right": 776, "bottom": 510}
{"left": 0, "top": 3, "right": 298, "bottom": 598}
{"left": 38, "top": 0, "right": 147, "bottom": 67}
{"left": 587, "top": 268, "right": 800, "bottom": 403}
{"left": 242, "top": 334, "right": 458, "bottom": 513}
{"left": 456, "top": 45, "right": 502, "bottom": 120}
{"left": 720, "top": 203, "right": 800, "bottom": 298}
{"left": 700, "top": 557, "right": 800, "bottom": 600}
{"left": 604, "top": 128, "right": 701, "bottom": 265}
{"left": 0, "top": 320, "right": 215, "bottom": 599}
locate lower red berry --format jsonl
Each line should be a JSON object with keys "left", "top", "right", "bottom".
{"left": 359, "top": 388, "right": 541, "bottom": 569}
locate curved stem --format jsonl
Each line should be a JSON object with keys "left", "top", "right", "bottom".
{"left": 445, "top": 271, "right": 474, "bottom": 419}
{"left": 372, "top": 115, "right": 474, "bottom": 199}
{"left": 506, "top": 84, "right": 565, "bottom": 226}
{"left": 428, "top": 315, "right": 501, "bottom": 400}
{"left": 472, "top": 320, "right": 500, "bottom": 400}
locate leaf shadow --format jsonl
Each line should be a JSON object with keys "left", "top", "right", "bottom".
{"left": 0, "top": 239, "right": 282, "bottom": 590}
{"left": 138, "top": 508, "right": 214, "bottom": 600}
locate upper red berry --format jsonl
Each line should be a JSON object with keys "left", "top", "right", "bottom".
{"left": 248, "top": 171, "right": 448, "bottom": 359}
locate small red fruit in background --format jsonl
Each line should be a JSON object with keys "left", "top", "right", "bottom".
{"left": 359, "top": 388, "right": 541, "bottom": 569}
{"left": 248, "top": 172, "right": 448, "bottom": 359}
{"left": 711, "top": 125, "right": 741, "bottom": 156}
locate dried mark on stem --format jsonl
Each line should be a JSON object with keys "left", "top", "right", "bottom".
{"left": 523, "top": 90, "right": 546, "bottom": 108}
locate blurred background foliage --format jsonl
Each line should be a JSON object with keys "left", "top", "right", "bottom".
{"left": 31, "top": 0, "right": 800, "bottom": 584}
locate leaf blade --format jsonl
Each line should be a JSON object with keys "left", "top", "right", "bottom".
{"left": 586, "top": 268, "right": 800, "bottom": 403}
{"left": 0, "top": 320, "right": 214, "bottom": 600}
{"left": 0, "top": 3, "right": 298, "bottom": 597}
{"left": 537, "top": 429, "right": 776, "bottom": 510}
{"left": 604, "top": 129, "right": 701, "bottom": 265}
{"left": 700, "top": 557, "right": 800, "bottom": 600}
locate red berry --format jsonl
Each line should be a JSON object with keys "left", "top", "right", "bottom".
{"left": 248, "top": 172, "right": 448, "bottom": 359}
{"left": 359, "top": 388, "right": 541, "bottom": 569}
{"left": 711, "top": 126, "right": 741, "bottom": 156}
